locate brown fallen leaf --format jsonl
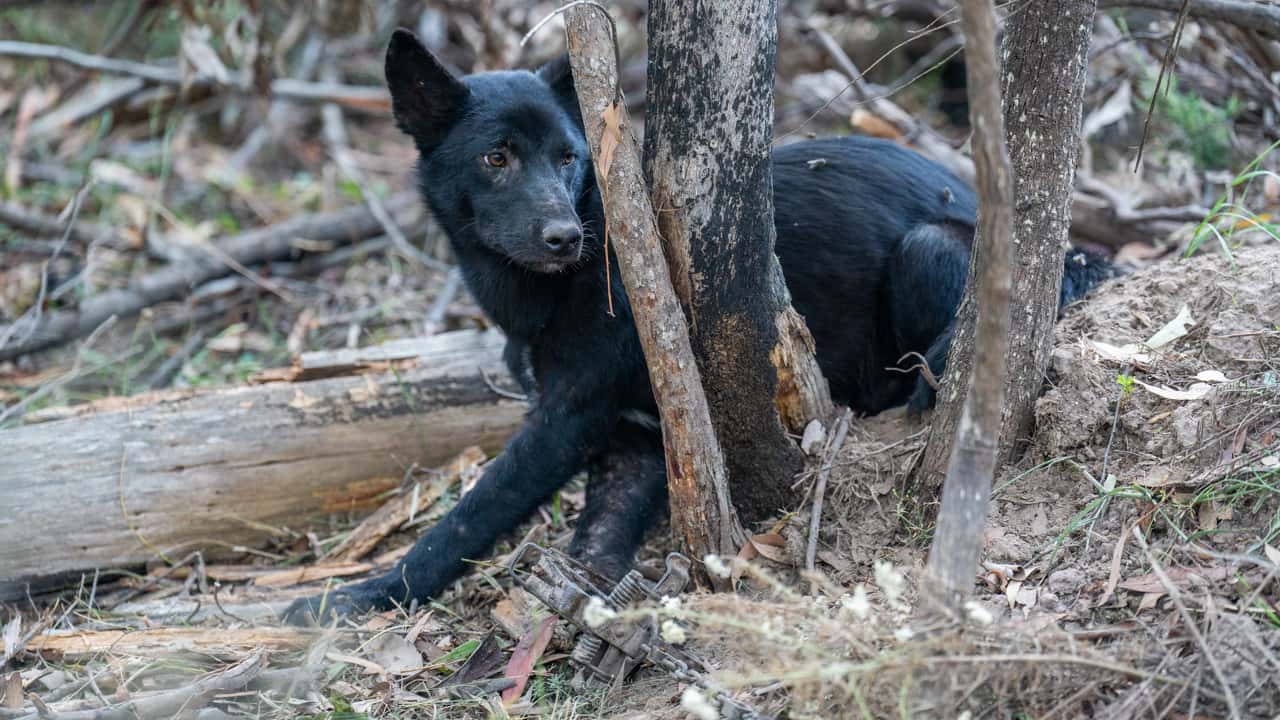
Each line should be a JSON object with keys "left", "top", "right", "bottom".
{"left": 501, "top": 616, "right": 556, "bottom": 704}
{"left": 598, "top": 100, "right": 622, "bottom": 181}
{"left": 5, "top": 85, "right": 60, "bottom": 194}
{"left": 1096, "top": 522, "right": 1136, "bottom": 608}
{"left": 1135, "top": 466, "right": 1192, "bottom": 489}
{"left": 849, "top": 109, "right": 902, "bottom": 141}
{"left": 439, "top": 632, "right": 504, "bottom": 688}
{"left": 748, "top": 533, "right": 789, "bottom": 564}
{"left": 491, "top": 589, "right": 534, "bottom": 640}
{"left": 365, "top": 633, "right": 423, "bottom": 676}
{"left": 981, "top": 560, "right": 1026, "bottom": 591}
{"left": 1118, "top": 565, "right": 1231, "bottom": 594}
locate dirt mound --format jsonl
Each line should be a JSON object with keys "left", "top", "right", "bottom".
{"left": 817, "top": 244, "right": 1279, "bottom": 581}
{"left": 747, "top": 245, "right": 1280, "bottom": 716}
{"left": 1001, "top": 244, "right": 1279, "bottom": 572}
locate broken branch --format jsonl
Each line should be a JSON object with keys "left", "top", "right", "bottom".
{"left": 0, "top": 193, "right": 420, "bottom": 361}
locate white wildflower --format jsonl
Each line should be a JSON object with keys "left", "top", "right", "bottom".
{"left": 874, "top": 559, "right": 907, "bottom": 608}
{"left": 840, "top": 584, "right": 871, "bottom": 620}
{"left": 582, "top": 596, "right": 616, "bottom": 628}
{"left": 964, "top": 600, "right": 995, "bottom": 626}
{"left": 957, "top": 712, "right": 973, "bottom": 720}
{"left": 680, "top": 687, "right": 719, "bottom": 720}
{"left": 703, "top": 553, "right": 731, "bottom": 579}
{"left": 661, "top": 595, "right": 682, "bottom": 610}
{"left": 661, "top": 619, "right": 688, "bottom": 645}
{"left": 893, "top": 625, "right": 915, "bottom": 642}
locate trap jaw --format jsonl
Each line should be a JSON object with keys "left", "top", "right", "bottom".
{"left": 507, "top": 542, "right": 692, "bottom": 689}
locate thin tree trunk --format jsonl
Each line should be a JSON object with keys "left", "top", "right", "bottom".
{"left": 921, "top": 0, "right": 1097, "bottom": 485}
{"left": 921, "top": 0, "right": 1013, "bottom": 616}
{"left": 644, "top": 0, "right": 832, "bottom": 523}
{"left": 562, "top": 6, "right": 743, "bottom": 572}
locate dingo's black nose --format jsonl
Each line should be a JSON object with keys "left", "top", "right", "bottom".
{"left": 542, "top": 221, "right": 582, "bottom": 256}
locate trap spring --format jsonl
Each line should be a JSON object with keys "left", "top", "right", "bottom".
{"left": 508, "top": 543, "right": 773, "bottom": 719}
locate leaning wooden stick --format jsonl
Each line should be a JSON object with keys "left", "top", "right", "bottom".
{"left": 921, "top": 0, "right": 1014, "bottom": 617}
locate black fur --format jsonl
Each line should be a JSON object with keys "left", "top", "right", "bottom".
{"left": 282, "top": 30, "right": 1112, "bottom": 623}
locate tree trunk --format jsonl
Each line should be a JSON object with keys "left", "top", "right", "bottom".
{"left": 0, "top": 329, "right": 522, "bottom": 598}
{"left": 921, "top": 0, "right": 1013, "bottom": 616}
{"left": 920, "top": 0, "right": 1097, "bottom": 486}
{"left": 562, "top": 5, "right": 743, "bottom": 572}
{"left": 644, "top": 0, "right": 832, "bottom": 523}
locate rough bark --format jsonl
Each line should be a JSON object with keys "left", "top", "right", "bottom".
{"left": 921, "top": 0, "right": 1097, "bottom": 485}
{"left": 921, "top": 0, "right": 1013, "bottom": 615}
{"left": 0, "top": 329, "right": 522, "bottom": 597}
{"left": 644, "top": 0, "right": 832, "bottom": 522}
{"left": 563, "top": 7, "right": 742, "bottom": 570}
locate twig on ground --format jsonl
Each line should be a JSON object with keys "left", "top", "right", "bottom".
{"left": 1131, "top": 527, "right": 1242, "bottom": 720}
{"left": 0, "top": 40, "right": 389, "bottom": 112}
{"left": 1132, "top": 0, "right": 1193, "bottom": 171}
{"left": 1085, "top": 361, "right": 1131, "bottom": 555}
{"left": 1076, "top": 176, "right": 1209, "bottom": 226}
{"left": 223, "top": 34, "right": 325, "bottom": 176}
{"left": 143, "top": 329, "right": 208, "bottom": 390}
{"left": 0, "top": 182, "right": 95, "bottom": 353}
{"left": 13, "top": 650, "right": 265, "bottom": 720}
{"left": 319, "top": 65, "right": 445, "bottom": 272}
{"left": 478, "top": 366, "right": 528, "bottom": 402}
{"left": 0, "top": 193, "right": 418, "bottom": 362}
{"left": 0, "top": 201, "right": 119, "bottom": 248}
{"left": 0, "top": 317, "right": 132, "bottom": 426}
{"left": 424, "top": 268, "right": 463, "bottom": 336}
{"left": 806, "top": 408, "right": 853, "bottom": 576}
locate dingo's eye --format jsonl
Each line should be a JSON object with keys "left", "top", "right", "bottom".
{"left": 484, "top": 151, "right": 508, "bottom": 168}
{"left": 562, "top": 153, "right": 576, "bottom": 166}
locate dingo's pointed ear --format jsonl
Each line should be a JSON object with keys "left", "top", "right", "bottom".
{"left": 537, "top": 54, "right": 581, "bottom": 120}
{"left": 385, "top": 29, "right": 469, "bottom": 151}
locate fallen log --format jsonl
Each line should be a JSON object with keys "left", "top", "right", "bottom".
{"left": 0, "top": 192, "right": 421, "bottom": 362}
{"left": 1099, "top": 0, "right": 1280, "bottom": 40}
{"left": 0, "top": 329, "right": 523, "bottom": 599}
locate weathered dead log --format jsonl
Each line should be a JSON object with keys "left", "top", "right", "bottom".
{"left": 0, "top": 330, "right": 522, "bottom": 598}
